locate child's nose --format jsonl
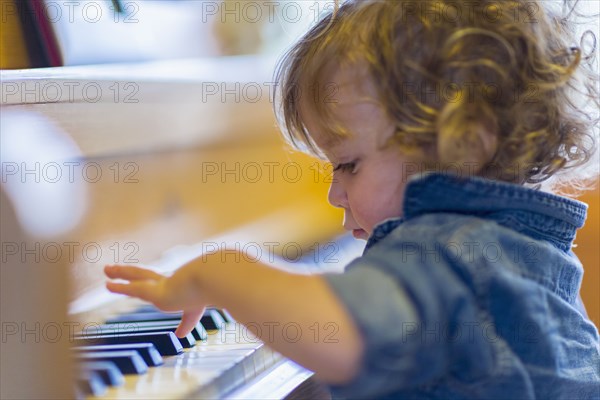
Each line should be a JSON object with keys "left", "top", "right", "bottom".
{"left": 327, "top": 179, "right": 348, "bottom": 208}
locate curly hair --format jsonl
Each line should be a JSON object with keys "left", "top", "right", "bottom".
{"left": 273, "top": 0, "right": 599, "bottom": 193}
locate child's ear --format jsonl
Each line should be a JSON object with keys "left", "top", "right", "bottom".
{"left": 437, "top": 105, "right": 498, "bottom": 173}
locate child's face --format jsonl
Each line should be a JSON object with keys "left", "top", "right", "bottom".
{"left": 301, "top": 65, "right": 412, "bottom": 240}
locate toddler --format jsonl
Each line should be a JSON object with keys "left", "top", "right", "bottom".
{"left": 106, "top": 1, "right": 600, "bottom": 398}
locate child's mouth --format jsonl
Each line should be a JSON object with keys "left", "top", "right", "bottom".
{"left": 352, "top": 229, "right": 368, "bottom": 240}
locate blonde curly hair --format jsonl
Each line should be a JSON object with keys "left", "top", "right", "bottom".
{"left": 274, "top": 0, "right": 599, "bottom": 193}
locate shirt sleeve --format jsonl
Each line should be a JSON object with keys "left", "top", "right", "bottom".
{"left": 323, "top": 237, "right": 495, "bottom": 398}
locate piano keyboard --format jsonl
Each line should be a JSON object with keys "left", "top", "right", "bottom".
{"left": 72, "top": 232, "right": 365, "bottom": 399}
{"left": 75, "top": 305, "right": 314, "bottom": 399}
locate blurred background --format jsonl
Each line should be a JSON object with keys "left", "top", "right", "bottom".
{"left": 1, "top": 0, "right": 337, "bottom": 67}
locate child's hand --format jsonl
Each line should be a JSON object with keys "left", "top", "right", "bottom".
{"left": 104, "top": 264, "right": 205, "bottom": 338}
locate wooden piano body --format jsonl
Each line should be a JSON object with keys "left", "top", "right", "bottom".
{"left": 0, "top": 56, "right": 346, "bottom": 399}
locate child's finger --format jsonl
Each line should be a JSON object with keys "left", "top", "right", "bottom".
{"left": 106, "top": 281, "right": 159, "bottom": 302}
{"left": 104, "top": 265, "right": 163, "bottom": 281}
{"left": 175, "top": 309, "right": 204, "bottom": 338}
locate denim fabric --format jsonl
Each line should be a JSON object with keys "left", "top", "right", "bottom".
{"left": 325, "top": 173, "right": 600, "bottom": 399}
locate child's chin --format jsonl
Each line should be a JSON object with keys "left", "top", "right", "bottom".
{"left": 352, "top": 229, "right": 369, "bottom": 240}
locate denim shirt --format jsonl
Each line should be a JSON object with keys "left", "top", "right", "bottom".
{"left": 325, "top": 173, "right": 600, "bottom": 399}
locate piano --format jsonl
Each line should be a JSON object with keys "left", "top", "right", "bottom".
{"left": 0, "top": 56, "right": 351, "bottom": 399}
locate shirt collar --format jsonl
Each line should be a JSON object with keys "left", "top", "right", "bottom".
{"left": 365, "top": 172, "right": 588, "bottom": 251}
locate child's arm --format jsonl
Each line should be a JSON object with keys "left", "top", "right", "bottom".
{"left": 104, "top": 250, "right": 364, "bottom": 384}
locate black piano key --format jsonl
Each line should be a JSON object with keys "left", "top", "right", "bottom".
{"left": 133, "top": 304, "right": 221, "bottom": 315}
{"left": 77, "top": 350, "right": 148, "bottom": 375}
{"left": 134, "top": 304, "right": 162, "bottom": 313}
{"left": 77, "top": 370, "right": 107, "bottom": 396}
{"left": 133, "top": 304, "right": 232, "bottom": 321}
{"left": 73, "top": 343, "right": 163, "bottom": 367}
{"left": 72, "top": 332, "right": 183, "bottom": 356}
{"left": 97, "top": 320, "right": 208, "bottom": 342}
{"left": 216, "top": 308, "right": 235, "bottom": 323}
{"left": 106, "top": 311, "right": 182, "bottom": 324}
{"left": 132, "top": 320, "right": 208, "bottom": 341}
{"left": 188, "top": 323, "right": 208, "bottom": 341}
{"left": 108, "top": 308, "right": 224, "bottom": 331}
{"left": 80, "top": 361, "right": 125, "bottom": 386}
{"left": 108, "top": 318, "right": 208, "bottom": 340}
{"left": 96, "top": 320, "right": 207, "bottom": 342}
{"left": 77, "top": 324, "right": 196, "bottom": 348}
{"left": 201, "top": 308, "right": 226, "bottom": 330}
{"left": 133, "top": 304, "right": 235, "bottom": 323}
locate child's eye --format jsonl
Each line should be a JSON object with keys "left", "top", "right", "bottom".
{"left": 333, "top": 162, "right": 357, "bottom": 174}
